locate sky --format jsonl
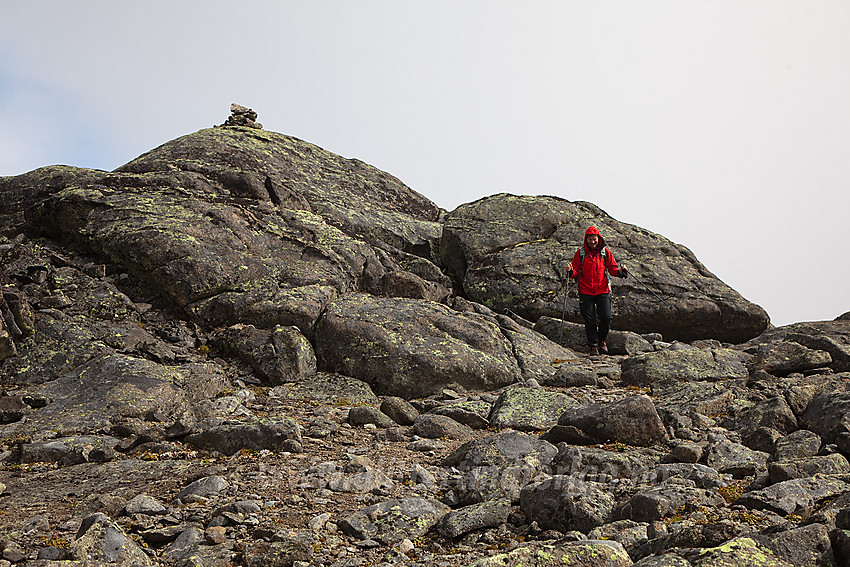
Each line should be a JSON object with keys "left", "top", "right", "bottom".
{"left": 1, "top": 2, "right": 848, "bottom": 327}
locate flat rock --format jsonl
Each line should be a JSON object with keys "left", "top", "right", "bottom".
{"left": 443, "top": 430, "right": 557, "bottom": 471}
{"left": 124, "top": 494, "right": 168, "bottom": 516}
{"left": 20, "top": 435, "right": 119, "bottom": 467}
{"left": 338, "top": 496, "right": 450, "bottom": 545}
{"left": 622, "top": 479, "right": 727, "bottom": 522}
{"left": 655, "top": 380, "right": 739, "bottom": 416}
{"left": 685, "top": 536, "right": 793, "bottom": 566}
{"left": 242, "top": 537, "right": 314, "bottom": 567}
{"left": 767, "top": 453, "right": 850, "bottom": 483}
{"left": 268, "top": 371, "right": 378, "bottom": 407}
{"left": 23, "top": 354, "right": 227, "bottom": 435}
{"left": 327, "top": 469, "right": 392, "bottom": 493}
{"left": 543, "top": 363, "right": 599, "bottom": 387}
{"left": 552, "top": 444, "right": 664, "bottom": 483}
{"left": 177, "top": 475, "right": 229, "bottom": 502}
{"left": 185, "top": 417, "right": 302, "bottom": 456}
{"left": 427, "top": 400, "right": 491, "bottom": 429}
{"left": 749, "top": 340, "right": 832, "bottom": 376}
{"left": 705, "top": 438, "right": 769, "bottom": 477}
{"left": 436, "top": 499, "right": 511, "bottom": 538}
{"left": 588, "top": 519, "right": 649, "bottom": 551}
{"left": 488, "top": 386, "right": 576, "bottom": 431}
{"left": 621, "top": 348, "right": 749, "bottom": 387}
{"left": 737, "top": 476, "right": 850, "bottom": 516}
{"left": 534, "top": 317, "right": 653, "bottom": 355}
{"left": 469, "top": 540, "right": 633, "bottom": 567}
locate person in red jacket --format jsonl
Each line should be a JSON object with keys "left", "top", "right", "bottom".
{"left": 566, "top": 226, "right": 628, "bottom": 355}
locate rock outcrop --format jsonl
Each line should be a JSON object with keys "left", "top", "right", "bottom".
{"left": 1, "top": 116, "right": 848, "bottom": 566}
{"left": 440, "top": 193, "right": 769, "bottom": 342}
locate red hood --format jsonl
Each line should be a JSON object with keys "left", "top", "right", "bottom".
{"left": 583, "top": 226, "right": 605, "bottom": 253}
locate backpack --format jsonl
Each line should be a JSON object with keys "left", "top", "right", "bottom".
{"left": 579, "top": 247, "right": 608, "bottom": 265}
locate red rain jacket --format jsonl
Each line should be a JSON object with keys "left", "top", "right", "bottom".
{"left": 568, "top": 226, "right": 623, "bottom": 295}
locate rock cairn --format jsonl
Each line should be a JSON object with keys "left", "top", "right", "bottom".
{"left": 220, "top": 103, "right": 262, "bottom": 129}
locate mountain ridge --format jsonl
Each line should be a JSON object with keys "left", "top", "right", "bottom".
{"left": 0, "top": 120, "right": 848, "bottom": 566}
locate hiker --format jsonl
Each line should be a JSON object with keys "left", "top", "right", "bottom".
{"left": 566, "top": 226, "right": 628, "bottom": 355}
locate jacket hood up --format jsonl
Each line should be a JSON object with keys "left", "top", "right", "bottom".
{"left": 583, "top": 226, "right": 605, "bottom": 252}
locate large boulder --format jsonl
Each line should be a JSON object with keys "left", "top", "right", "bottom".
{"left": 27, "top": 184, "right": 387, "bottom": 333}
{"left": 742, "top": 321, "right": 850, "bottom": 373}
{"left": 440, "top": 193, "right": 769, "bottom": 342}
{"left": 520, "top": 475, "right": 615, "bottom": 533}
{"left": 21, "top": 354, "right": 228, "bottom": 435}
{"left": 554, "top": 394, "right": 668, "bottom": 447}
{"left": 0, "top": 165, "right": 105, "bottom": 234}
{"left": 314, "top": 293, "right": 520, "bottom": 398}
{"left": 116, "top": 127, "right": 443, "bottom": 254}
{"left": 211, "top": 323, "right": 316, "bottom": 385}
{"left": 801, "top": 386, "right": 850, "bottom": 444}
{"left": 495, "top": 313, "right": 582, "bottom": 383}
{"left": 5, "top": 128, "right": 448, "bottom": 338}
{"left": 748, "top": 341, "right": 832, "bottom": 376}
{"left": 621, "top": 348, "right": 749, "bottom": 387}
{"left": 442, "top": 430, "right": 558, "bottom": 504}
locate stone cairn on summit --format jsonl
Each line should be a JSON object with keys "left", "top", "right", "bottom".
{"left": 219, "top": 103, "right": 262, "bottom": 129}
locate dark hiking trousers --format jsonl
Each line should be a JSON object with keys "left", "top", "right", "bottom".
{"left": 579, "top": 293, "right": 612, "bottom": 346}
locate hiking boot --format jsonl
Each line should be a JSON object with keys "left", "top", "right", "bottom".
{"left": 588, "top": 345, "right": 599, "bottom": 356}
{"left": 599, "top": 341, "right": 608, "bottom": 354}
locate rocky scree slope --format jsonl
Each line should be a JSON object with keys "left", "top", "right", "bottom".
{"left": 0, "top": 123, "right": 847, "bottom": 566}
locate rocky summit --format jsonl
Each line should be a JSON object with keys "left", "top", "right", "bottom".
{"left": 0, "top": 112, "right": 848, "bottom": 567}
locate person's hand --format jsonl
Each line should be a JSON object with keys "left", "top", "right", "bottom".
{"left": 620, "top": 266, "right": 629, "bottom": 278}
{"left": 566, "top": 261, "right": 573, "bottom": 275}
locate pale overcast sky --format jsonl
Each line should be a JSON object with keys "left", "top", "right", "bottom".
{"left": 1, "top": 2, "right": 848, "bottom": 327}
